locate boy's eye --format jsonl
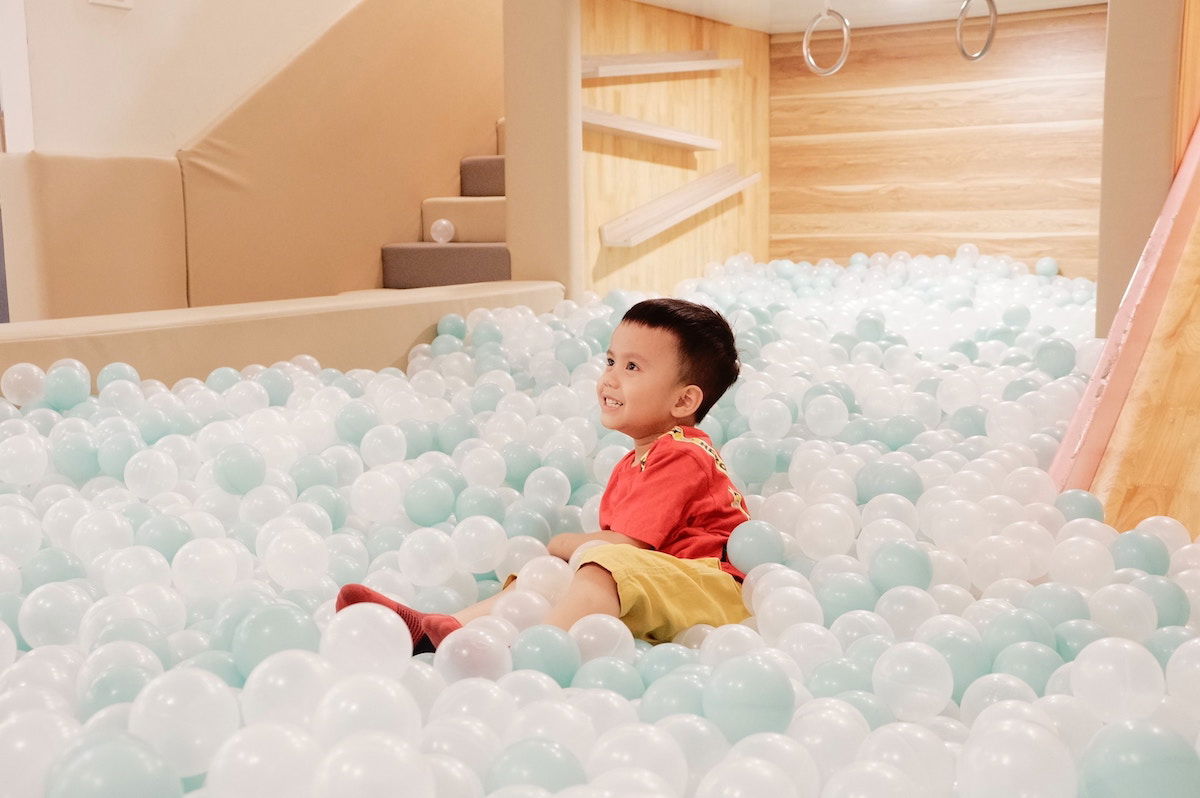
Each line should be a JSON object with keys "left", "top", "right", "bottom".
{"left": 625, "top": 362, "right": 638, "bottom": 371}
{"left": 605, "top": 357, "right": 614, "bottom": 367}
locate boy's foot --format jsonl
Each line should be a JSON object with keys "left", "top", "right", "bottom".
{"left": 334, "top": 583, "right": 462, "bottom": 653}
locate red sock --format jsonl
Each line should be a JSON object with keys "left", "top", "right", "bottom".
{"left": 336, "top": 584, "right": 428, "bottom": 647}
{"left": 422, "top": 614, "right": 463, "bottom": 647}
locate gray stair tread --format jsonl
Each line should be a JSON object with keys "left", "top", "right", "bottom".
{"left": 382, "top": 242, "right": 511, "bottom": 289}
{"left": 460, "top": 155, "right": 506, "bottom": 197}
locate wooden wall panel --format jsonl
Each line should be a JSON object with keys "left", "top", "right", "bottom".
{"left": 770, "top": 5, "right": 1106, "bottom": 279}
{"left": 582, "top": 0, "right": 770, "bottom": 296}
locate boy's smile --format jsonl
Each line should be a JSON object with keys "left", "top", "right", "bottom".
{"left": 598, "top": 322, "right": 702, "bottom": 457}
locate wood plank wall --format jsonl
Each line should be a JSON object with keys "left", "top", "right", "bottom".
{"left": 770, "top": 6, "right": 1107, "bottom": 280}
{"left": 581, "top": 0, "right": 770, "bottom": 296}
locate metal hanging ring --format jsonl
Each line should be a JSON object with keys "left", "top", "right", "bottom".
{"left": 956, "top": 0, "right": 998, "bottom": 61}
{"left": 803, "top": 9, "right": 851, "bottom": 77}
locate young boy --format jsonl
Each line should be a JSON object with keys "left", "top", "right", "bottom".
{"left": 336, "top": 298, "right": 750, "bottom": 651}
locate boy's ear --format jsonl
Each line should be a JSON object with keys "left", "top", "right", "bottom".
{"left": 672, "top": 384, "right": 703, "bottom": 419}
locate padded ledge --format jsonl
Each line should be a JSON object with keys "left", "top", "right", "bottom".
{"left": 0, "top": 282, "right": 563, "bottom": 385}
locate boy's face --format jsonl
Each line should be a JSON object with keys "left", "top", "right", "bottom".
{"left": 598, "top": 322, "right": 700, "bottom": 441}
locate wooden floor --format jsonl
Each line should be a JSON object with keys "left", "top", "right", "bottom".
{"left": 1092, "top": 200, "right": 1200, "bottom": 534}
{"left": 769, "top": 5, "right": 1106, "bottom": 278}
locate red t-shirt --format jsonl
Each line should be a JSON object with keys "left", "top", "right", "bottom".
{"left": 599, "top": 426, "right": 750, "bottom": 579}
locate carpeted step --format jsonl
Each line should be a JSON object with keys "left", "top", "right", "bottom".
{"left": 382, "top": 242, "right": 511, "bottom": 289}
{"left": 461, "top": 155, "right": 505, "bottom": 197}
{"left": 421, "top": 196, "right": 506, "bottom": 243}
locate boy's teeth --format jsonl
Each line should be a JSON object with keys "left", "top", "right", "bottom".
{"left": 605, "top": 398, "right": 622, "bottom": 406}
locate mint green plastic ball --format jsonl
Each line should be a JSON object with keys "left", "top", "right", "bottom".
{"left": 436, "top": 415, "right": 478, "bottom": 454}
{"left": 1145, "top": 626, "right": 1197, "bottom": 668}
{"left": 555, "top": 338, "right": 592, "bottom": 371}
{"left": 403, "top": 477, "right": 455, "bottom": 527}
{"left": 542, "top": 449, "right": 588, "bottom": 491}
{"left": 636, "top": 643, "right": 698, "bottom": 685}
{"left": 502, "top": 443, "right": 542, "bottom": 489}
{"left": 702, "top": 653, "right": 796, "bottom": 741}
{"left": 133, "top": 515, "right": 193, "bottom": 561}
{"left": 570, "top": 655, "right": 644, "bottom": 699}
{"left": 880, "top": 415, "right": 924, "bottom": 451}
{"left": 254, "top": 367, "right": 293, "bottom": 406}
{"left": 395, "top": 419, "right": 434, "bottom": 457}
{"left": 503, "top": 509, "right": 552, "bottom": 544}
{"left": 52, "top": 433, "right": 100, "bottom": 484}
{"left": 1021, "top": 583, "right": 1091, "bottom": 628}
{"left": 214, "top": 443, "right": 266, "bottom": 495}
{"left": 455, "top": 486, "right": 505, "bottom": 522}
{"left": 205, "top": 367, "right": 241, "bottom": 392}
{"left": 430, "top": 334, "right": 463, "bottom": 356}
{"left": 45, "top": 733, "right": 182, "bottom": 798}
{"left": 982, "top": 609, "right": 1055, "bottom": 660}
{"left": 298, "top": 484, "right": 349, "bottom": 529}
{"left": 1054, "top": 489, "right": 1105, "bottom": 521}
{"left": 98, "top": 433, "right": 145, "bottom": 479}
{"left": 638, "top": 672, "right": 705, "bottom": 722}
{"left": 230, "top": 603, "right": 320, "bottom": 678}
{"left": 992, "top": 641, "right": 1064, "bottom": 695}
{"left": 21, "top": 548, "right": 87, "bottom": 592}
{"left": 868, "top": 540, "right": 933, "bottom": 592}
{"left": 485, "top": 738, "right": 586, "bottom": 794}
{"left": 1034, "top": 338, "right": 1076, "bottom": 378}
{"left": 210, "top": 591, "right": 274, "bottom": 650}
{"left": 94, "top": 619, "right": 170, "bottom": 667}
{"left": 1132, "top": 576, "right": 1191, "bottom": 627}
{"left": 1054, "top": 619, "right": 1107, "bottom": 661}
{"left": 725, "top": 436, "right": 775, "bottom": 485}
{"left": 817, "top": 572, "right": 880, "bottom": 621}
{"left": 511, "top": 624, "right": 582, "bottom": 688}
{"left": 179, "top": 650, "right": 244, "bottom": 688}
{"left": 44, "top": 366, "right": 90, "bottom": 411}
{"left": 334, "top": 400, "right": 379, "bottom": 446}
{"left": 926, "top": 631, "right": 991, "bottom": 703}
{"left": 96, "top": 362, "right": 140, "bottom": 391}
{"left": 727, "top": 520, "right": 787, "bottom": 573}
{"left": 1079, "top": 721, "right": 1200, "bottom": 798}
{"left": 290, "top": 454, "right": 339, "bottom": 493}
{"left": 837, "top": 689, "right": 895, "bottom": 729}
{"left": 79, "top": 665, "right": 155, "bottom": 719}
{"left": 1112, "top": 532, "right": 1170, "bottom": 575}
{"left": 438, "top": 313, "right": 467, "bottom": 338}
{"left": 856, "top": 461, "right": 923, "bottom": 504}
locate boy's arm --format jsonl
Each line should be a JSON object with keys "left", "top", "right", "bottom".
{"left": 547, "top": 530, "right": 652, "bottom": 561}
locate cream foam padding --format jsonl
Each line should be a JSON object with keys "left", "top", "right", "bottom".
{"left": 422, "top": 197, "right": 507, "bottom": 243}
{"left": 178, "top": 0, "right": 504, "bottom": 307}
{"left": 0, "top": 152, "right": 187, "bottom": 321}
{"left": 0, "top": 281, "right": 564, "bottom": 386}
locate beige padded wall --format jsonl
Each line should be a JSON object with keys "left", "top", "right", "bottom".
{"left": 179, "top": 0, "right": 504, "bottom": 307}
{"left": 1096, "top": 0, "right": 1184, "bottom": 334}
{"left": 0, "top": 152, "right": 187, "bottom": 321}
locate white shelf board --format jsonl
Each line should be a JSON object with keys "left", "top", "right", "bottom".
{"left": 582, "top": 107, "right": 721, "bottom": 150}
{"left": 582, "top": 50, "right": 742, "bottom": 79}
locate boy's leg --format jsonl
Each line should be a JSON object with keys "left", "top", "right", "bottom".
{"left": 542, "top": 563, "right": 622, "bottom": 631}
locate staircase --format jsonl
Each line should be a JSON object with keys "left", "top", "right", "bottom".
{"left": 382, "top": 118, "right": 510, "bottom": 288}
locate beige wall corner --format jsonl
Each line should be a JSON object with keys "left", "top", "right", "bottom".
{"left": 1097, "top": 0, "right": 1184, "bottom": 335}
{"left": 503, "top": 0, "right": 585, "bottom": 298}
{"left": 0, "top": 152, "right": 186, "bottom": 321}
{"left": 179, "top": 0, "right": 505, "bottom": 307}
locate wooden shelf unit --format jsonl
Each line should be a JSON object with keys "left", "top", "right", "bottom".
{"left": 581, "top": 50, "right": 742, "bottom": 79}
{"left": 601, "top": 164, "right": 761, "bottom": 248}
{"left": 582, "top": 107, "right": 721, "bottom": 150}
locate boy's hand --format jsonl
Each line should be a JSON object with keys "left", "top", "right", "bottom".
{"left": 547, "top": 530, "right": 651, "bottom": 561}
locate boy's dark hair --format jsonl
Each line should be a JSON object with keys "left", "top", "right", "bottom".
{"left": 620, "top": 298, "right": 740, "bottom": 423}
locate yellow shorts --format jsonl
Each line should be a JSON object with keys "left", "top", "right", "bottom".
{"left": 576, "top": 544, "right": 750, "bottom": 644}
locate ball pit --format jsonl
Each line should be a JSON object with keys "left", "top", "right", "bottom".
{"left": 1, "top": 246, "right": 1200, "bottom": 797}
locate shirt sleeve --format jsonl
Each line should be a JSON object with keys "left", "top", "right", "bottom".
{"left": 605, "top": 444, "right": 708, "bottom": 550}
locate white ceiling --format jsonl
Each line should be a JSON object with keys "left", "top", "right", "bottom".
{"left": 631, "top": 0, "right": 1106, "bottom": 34}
